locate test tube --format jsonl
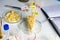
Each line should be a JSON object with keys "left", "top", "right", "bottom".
{"left": 0, "top": 17, "right": 2, "bottom": 39}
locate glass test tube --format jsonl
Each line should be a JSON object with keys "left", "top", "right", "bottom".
{"left": 0, "top": 17, "right": 2, "bottom": 39}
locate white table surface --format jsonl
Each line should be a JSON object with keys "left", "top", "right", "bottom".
{"left": 0, "top": 0, "right": 60, "bottom": 40}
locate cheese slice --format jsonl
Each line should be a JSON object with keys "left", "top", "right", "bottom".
{"left": 26, "top": 16, "right": 36, "bottom": 31}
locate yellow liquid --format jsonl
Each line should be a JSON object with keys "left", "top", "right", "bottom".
{"left": 0, "top": 28, "right": 2, "bottom": 39}
{"left": 0, "top": 17, "right": 2, "bottom": 39}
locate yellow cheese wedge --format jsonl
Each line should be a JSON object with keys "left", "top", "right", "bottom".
{"left": 26, "top": 16, "right": 36, "bottom": 31}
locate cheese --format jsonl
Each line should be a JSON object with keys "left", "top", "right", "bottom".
{"left": 4, "top": 10, "right": 21, "bottom": 23}
{"left": 26, "top": 16, "right": 36, "bottom": 31}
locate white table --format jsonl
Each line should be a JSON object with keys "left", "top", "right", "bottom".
{"left": 0, "top": 0, "right": 60, "bottom": 40}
